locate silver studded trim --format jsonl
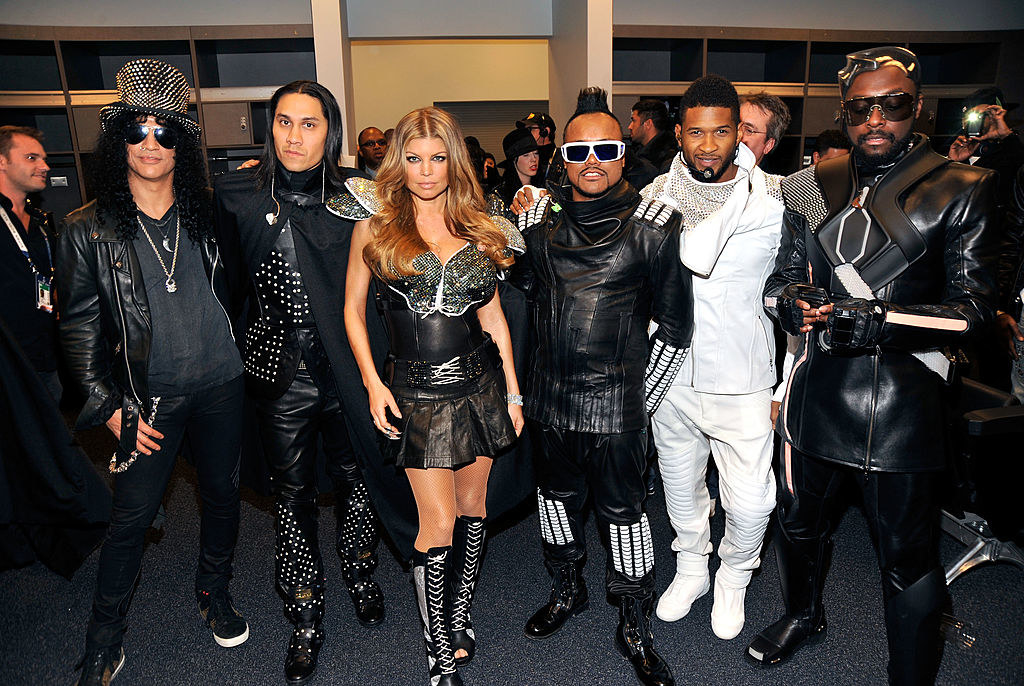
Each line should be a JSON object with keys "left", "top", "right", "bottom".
{"left": 633, "top": 197, "right": 674, "bottom": 227}
{"left": 537, "top": 489, "right": 574, "bottom": 545}
{"left": 780, "top": 165, "right": 828, "bottom": 232}
{"left": 490, "top": 214, "right": 526, "bottom": 255}
{"left": 325, "top": 188, "right": 373, "bottom": 220}
{"left": 343, "top": 177, "right": 384, "bottom": 216}
{"left": 609, "top": 514, "right": 655, "bottom": 579}
{"left": 645, "top": 339, "right": 688, "bottom": 415}
{"left": 518, "top": 195, "right": 551, "bottom": 235}
{"left": 243, "top": 319, "right": 285, "bottom": 383}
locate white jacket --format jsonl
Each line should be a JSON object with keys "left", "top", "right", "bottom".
{"left": 643, "top": 144, "right": 784, "bottom": 394}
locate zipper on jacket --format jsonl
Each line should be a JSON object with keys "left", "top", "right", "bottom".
{"left": 209, "top": 243, "right": 235, "bottom": 341}
{"left": 863, "top": 345, "right": 881, "bottom": 473}
{"left": 110, "top": 245, "right": 140, "bottom": 403}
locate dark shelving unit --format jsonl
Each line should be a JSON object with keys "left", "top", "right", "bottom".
{"left": 613, "top": 26, "right": 1023, "bottom": 174}
{"left": 0, "top": 24, "right": 313, "bottom": 208}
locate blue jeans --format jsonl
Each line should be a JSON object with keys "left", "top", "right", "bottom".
{"left": 84, "top": 375, "right": 244, "bottom": 651}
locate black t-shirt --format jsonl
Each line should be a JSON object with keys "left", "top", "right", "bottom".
{"left": 0, "top": 193, "right": 58, "bottom": 371}
{"left": 134, "top": 205, "right": 241, "bottom": 395}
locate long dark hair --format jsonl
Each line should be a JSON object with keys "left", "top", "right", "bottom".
{"left": 90, "top": 111, "right": 211, "bottom": 243}
{"left": 253, "top": 80, "right": 345, "bottom": 193}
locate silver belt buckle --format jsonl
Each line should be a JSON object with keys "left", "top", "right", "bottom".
{"left": 429, "top": 357, "right": 464, "bottom": 385}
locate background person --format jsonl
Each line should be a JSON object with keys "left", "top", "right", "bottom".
{"left": 0, "top": 125, "right": 59, "bottom": 400}
{"left": 628, "top": 98, "right": 677, "bottom": 172}
{"left": 811, "top": 129, "right": 851, "bottom": 164}
{"left": 740, "top": 92, "right": 791, "bottom": 167}
{"left": 357, "top": 126, "right": 388, "bottom": 179}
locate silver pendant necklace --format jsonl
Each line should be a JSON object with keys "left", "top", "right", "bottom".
{"left": 137, "top": 214, "right": 180, "bottom": 293}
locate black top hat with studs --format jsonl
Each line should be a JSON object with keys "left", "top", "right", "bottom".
{"left": 99, "top": 59, "right": 200, "bottom": 138}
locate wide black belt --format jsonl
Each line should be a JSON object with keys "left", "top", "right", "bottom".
{"left": 389, "top": 340, "right": 499, "bottom": 388}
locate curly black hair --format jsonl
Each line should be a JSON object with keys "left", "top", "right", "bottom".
{"left": 564, "top": 86, "right": 621, "bottom": 137}
{"left": 89, "top": 111, "right": 212, "bottom": 243}
{"left": 678, "top": 74, "right": 740, "bottom": 126}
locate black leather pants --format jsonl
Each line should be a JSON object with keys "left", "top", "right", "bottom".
{"left": 533, "top": 421, "right": 656, "bottom": 599}
{"left": 778, "top": 447, "right": 947, "bottom": 684}
{"left": 256, "top": 368, "right": 380, "bottom": 625}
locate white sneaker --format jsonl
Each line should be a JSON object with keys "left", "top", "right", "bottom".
{"left": 710, "top": 578, "right": 746, "bottom": 640}
{"left": 656, "top": 572, "right": 710, "bottom": 622}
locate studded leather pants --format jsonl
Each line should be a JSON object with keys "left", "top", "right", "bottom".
{"left": 257, "top": 368, "right": 380, "bottom": 629}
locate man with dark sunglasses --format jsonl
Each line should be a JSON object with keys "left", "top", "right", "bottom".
{"left": 516, "top": 87, "right": 692, "bottom": 686}
{"left": 748, "top": 46, "right": 999, "bottom": 684}
{"left": 356, "top": 126, "right": 387, "bottom": 179}
{"left": 58, "top": 59, "right": 248, "bottom": 685}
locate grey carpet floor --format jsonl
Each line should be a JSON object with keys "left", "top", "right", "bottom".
{"left": 2, "top": 434, "right": 1023, "bottom": 686}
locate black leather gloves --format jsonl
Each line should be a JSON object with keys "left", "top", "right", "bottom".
{"left": 823, "top": 298, "right": 887, "bottom": 352}
{"left": 777, "top": 284, "right": 831, "bottom": 336}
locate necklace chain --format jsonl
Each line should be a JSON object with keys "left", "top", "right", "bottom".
{"left": 136, "top": 214, "right": 180, "bottom": 293}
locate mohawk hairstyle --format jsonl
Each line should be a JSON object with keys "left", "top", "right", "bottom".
{"left": 564, "top": 86, "right": 621, "bottom": 136}
{"left": 678, "top": 74, "right": 740, "bottom": 126}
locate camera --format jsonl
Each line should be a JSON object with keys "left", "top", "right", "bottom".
{"left": 963, "top": 108, "right": 988, "bottom": 138}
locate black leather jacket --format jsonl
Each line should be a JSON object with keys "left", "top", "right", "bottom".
{"left": 55, "top": 201, "right": 231, "bottom": 438}
{"left": 997, "top": 165, "right": 1024, "bottom": 315}
{"left": 516, "top": 180, "right": 693, "bottom": 434}
{"left": 766, "top": 136, "right": 999, "bottom": 472}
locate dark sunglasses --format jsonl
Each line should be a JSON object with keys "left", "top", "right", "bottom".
{"left": 125, "top": 123, "right": 178, "bottom": 149}
{"left": 841, "top": 92, "right": 916, "bottom": 126}
{"left": 560, "top": 140, "right": 626, "bottom": 164}
{"left": 360, "top": 138, "right": 387, "bottom": 148}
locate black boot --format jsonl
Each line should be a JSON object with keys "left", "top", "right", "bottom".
{"left": 336, "top": 480, "right": 385, "bottom": 627}
{"left": 524, "top": 557, "right": 589, "bottom": 640}
{"left": 450, "top": 516, "right": 485, "bottom": 665}
{"left": 276, "top": 501, "right": 325, "bottom": 685}
{"left": 282, "top": 587, "right": 324, "bottom": 685}
{"left": 747, "top": 530, "right": 831, "bottom": 667}
{"left": 884, "top": 567, "right": 947, "bottom": 686}
{"left": 615, "top": 594, "right": 675, "bottom": 686}
{"left": 413, "top": 547, "right": 463, "bottom": 686}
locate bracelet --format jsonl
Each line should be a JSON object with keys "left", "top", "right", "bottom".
{"left": 506, "top": 393, "right": 524, "bottom": 406}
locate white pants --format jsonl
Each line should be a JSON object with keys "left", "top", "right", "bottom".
{"left": 651, "top": 384, "right": 776, "bottom": 588}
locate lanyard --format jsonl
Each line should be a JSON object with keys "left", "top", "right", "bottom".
{"left": 0, "top": 204, "right": 52, "bottom": 282}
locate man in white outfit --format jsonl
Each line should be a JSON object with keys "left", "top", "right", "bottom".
{"left": 644, "top": 75, "right": 784, "bottom": 641}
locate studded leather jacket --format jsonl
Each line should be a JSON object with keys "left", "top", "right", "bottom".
{"left": 515, "top": 180, "right": 694, "bottom": 434}
{"left": 765, "top": 135, "right": 999, "bottom": 472}
{"left": 215, "top": 165, "right": 384, "bottom": 402}
{"left": 56, "top": 200, "right": 231, "bottom": 444}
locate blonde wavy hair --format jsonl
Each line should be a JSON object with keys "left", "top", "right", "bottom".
{"left": 363, "top": 107, "right": 513, "bottom": 280}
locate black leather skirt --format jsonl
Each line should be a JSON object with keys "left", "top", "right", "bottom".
{"left": 383, "top": 339, "right": 516, "bottom": 469}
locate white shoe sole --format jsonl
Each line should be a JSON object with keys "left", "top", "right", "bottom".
{"left": 214, "top": 624, "right": 250, "bottom": 648}
{"left": 656, "top": 576, "right": 710, "bottom": 622}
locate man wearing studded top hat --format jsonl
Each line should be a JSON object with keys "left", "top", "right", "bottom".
{"left": 212, "top": 80, "right": 415, "bottom": 685}
{"left": 56, "top": 59, "right": 248, "bottom": 685}
{"left": 747, "top": 47, "right": 999, "bottom": 683}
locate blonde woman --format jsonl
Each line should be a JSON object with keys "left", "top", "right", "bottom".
{"left": 343, "top": 107, "right": 524, "bottom": 686}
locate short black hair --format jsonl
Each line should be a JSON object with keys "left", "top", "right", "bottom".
{"left": 631, "top": 99, "right": 670, "bottom": 133}
{"left": 564, "top": 87, "right": 621, "bottom": 139}
{"left": 678, "top": 75, "right": 740, "bottom": 126}
{"left": 814, "top": 129, "right": 851, "bottom": 155}
{"left": 0, "top": 125, "right": 44, "bottom": 158}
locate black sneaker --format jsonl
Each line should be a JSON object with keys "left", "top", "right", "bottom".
{"left": 76, "top": 646, "right": 125, "bottom": 685}
{"left": 197, "top": 589, "right": 250, "bottom": 648}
